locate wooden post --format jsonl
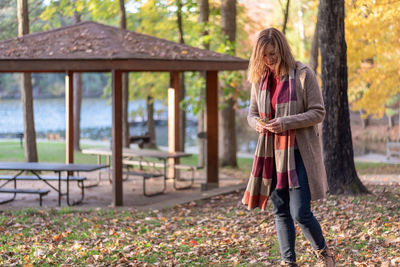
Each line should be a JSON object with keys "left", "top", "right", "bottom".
{"left": 112, "top": 70, "right": 123, "bottom": 206}
{"left": 205, "top": 71, "right": 219, "bottom": 189}
{"left": 168, "top": 71, "right": 181, "bottom": 179}
{"left": 65, "top": 71, "right": 74, "bottom": 165}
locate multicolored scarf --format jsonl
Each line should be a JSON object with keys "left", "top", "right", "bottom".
{"left": 242, "top": 68, "right": 299, "bottom": 211}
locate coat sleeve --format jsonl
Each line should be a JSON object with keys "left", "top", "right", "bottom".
{"left": 247, "top": 82, "right": 260, "bottom": 130}
{"left": 281, "top": 67, "right": 326, "bottom": 131}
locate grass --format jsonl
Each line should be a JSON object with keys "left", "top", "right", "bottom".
{"left": 354, "top": 161, "right": 400, "bottom": 174}
{"left": 0, "top": 141, "right": 98, "bottom": 164}
{"left": 0, "top": 141, "right": 398, "bottom": 175}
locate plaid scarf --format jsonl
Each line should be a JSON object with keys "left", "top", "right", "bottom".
{"left": 242, "top": 68, "right": 299, "bottom": 211}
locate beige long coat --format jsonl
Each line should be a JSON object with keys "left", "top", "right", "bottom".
{"left": 247, "top": 61, "right": 329, "bottom": 201}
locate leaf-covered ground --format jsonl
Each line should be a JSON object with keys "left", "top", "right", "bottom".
{"left": 0, "top": 184, "right": 399, "bottom": 266}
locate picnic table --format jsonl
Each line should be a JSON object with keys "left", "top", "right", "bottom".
{"left": 0, "top": 162, "right": 108, "bottom": 206}
{"left": 82, "top": 147, "right": 200, "bottom": 196}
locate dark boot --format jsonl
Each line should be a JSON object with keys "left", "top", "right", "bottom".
{"left": 314, "top": 246, "right": 336, "bottom": 267}
{"left": 280, "top": 260, "right": 298, "bottom": 267}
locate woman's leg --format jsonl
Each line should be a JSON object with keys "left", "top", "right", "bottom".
{"left": 270, "top": 159, "right": 297, "bottom": 263}
{"left": 288, "top": 149, "right": 326, "bottom": 250}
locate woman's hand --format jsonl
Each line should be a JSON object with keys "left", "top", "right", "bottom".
{"left": 256, "top": 120, "right": 269, "bottom": 134}
{"left": 265, "top": 118, "right": 283, "bottom": 133}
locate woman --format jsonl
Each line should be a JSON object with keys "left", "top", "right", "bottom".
{"left": 241, "top": 28, "right": 335, "bottom": 267}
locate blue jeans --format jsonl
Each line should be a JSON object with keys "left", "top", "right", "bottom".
{"left": 270, "top": 149, "right": 326, "bottom": 263}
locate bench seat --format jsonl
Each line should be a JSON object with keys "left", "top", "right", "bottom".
{"left": 122, "top": 159, "right": 165, "bottom": 168}
{"left": 124, "top": 171, "right": 165, "bottom": 196}
{"left": 0, "top": 175, "right": 86, "bottom": 181}
{"left": 121, "top": 160, "right": 202, "bottom": 191}
{"left": 386, "top": 142, "right": 400, "bottom": 160}
{"left": 174, "top": 164, "right": 203, "bottom": 171}
{"left": 0, "top": 188, "right": 50, "bottom": 206}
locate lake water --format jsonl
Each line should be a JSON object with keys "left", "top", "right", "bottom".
{"left": 0, "top": 98, "right": 186, "bottom": 133}
{"left": 0, "top": 98, "right": 257, "bottom": 152}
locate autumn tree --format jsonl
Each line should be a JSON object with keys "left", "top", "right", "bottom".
{"left": 130, "top": 0, "right": 176, "bottom": 148}
{"left": 280, "top": 0, "right": 290, "bottom": 34}
{"left": 346, "top": 0, "right": 400, "bottom": 120}
{"left": 18, "top": 0, "right": 38, "bottom": 162}
{"left": 176, "top": 0, "right": 186, "bottom": 152}
{"left": 197, "top": 0, "right": 209, "bottom": 166}
{"left": 219, "top": 0, "right": 237, "bottom": 167}
{"left": 73, "top": 2, "right": 83, "bottom": 151}
{"left": 318, "top": 0, "right": 368, "bottom": 194}
{"left": 120, "top": 0, "right": 130, "bottom": 148}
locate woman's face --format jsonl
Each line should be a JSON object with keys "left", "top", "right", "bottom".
{"left": 263, "top": 44, "right": 279, "bottom": 71}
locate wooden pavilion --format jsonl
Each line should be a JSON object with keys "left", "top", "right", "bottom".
{"left": 0, "top": 21, "right": 248, "bottom": 206}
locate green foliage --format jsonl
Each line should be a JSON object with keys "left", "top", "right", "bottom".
{"left": 180, "top": 72, "right": 205, "bottom": 115}
{"left": 0, "top": 74, "right": 19, "bottom": 97}
{"left": 40, "top": 0, "right": 120, "bottom": 28}
{"left": 0, "top": 0, "right": 256, "bottom": 117}
{"left": 385, "top": 94, "right": 400, "bottom": 118}
{"left": 0, "top": 0, "right": 47, "bottom": 40}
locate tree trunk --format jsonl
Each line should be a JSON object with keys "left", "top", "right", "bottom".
{"left": 318, "top": 0, "right": 368, "bottom": 194}
{"left": 309, "top": 19, "right": 319, "bottom": 73}
{"left": 177, "top": 0, "right": 186, "bottom": 152}
{"left": 221, "top": 0, "right": 236, "bottom": 42}
{"left": 360, "top": 109, "right": 369, "bottom": 129}
{"left": 198, "top": 0, "right": 209, "bottom": 45}
{"left": 219, "top": 0, "right": 237, "bottom": 167}
{"left": 177, "top": 0, "right": 184, "bottom": 44}
{"left": 282, "top": 0, "right": 290, "bottom": 35}
{"left": 144, "top": 95, "right": 157, "bottom": 148}
{"left": 73, "top": 71, "right": 82, "bottom": 151}
{"left": 18, "top": 0, "right": 37, "bottom": 162}
{"left": 120, "top": 0, "right": 130, "bottom": 148}
{"left": 73, "top": 9, "right": 83, "bottom": 151}
{"left": 122, "top": 73, "right": 129, "bottom": 148}
{"left": 197, "top": 0, "right": 209, "bottom": 167}
{"left": 388, "top": 115, "right": 394, "bottom": 129}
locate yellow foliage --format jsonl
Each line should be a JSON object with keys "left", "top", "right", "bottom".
{"left": 346, "top": 0, "right": 400, "bottom": 117}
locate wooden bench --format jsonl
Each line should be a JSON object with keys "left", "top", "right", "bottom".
{"left": 123, "top": 170, "right": 165, "bottom": 197}
{"left": 0, "top": 175, "right": 86, "bottom": 182}
{"left": 123, "top": 159, "right": 165, "bottom": 169}
{"left": 122, "top": 159, "right": 202, "bottom": 190}
{"left": 173, "top": 164, "right": 203, "bottom": 190}
{"left": 386, "top": 142, "right": 400, "bottom": 160}
{"left": 0, "top": 188, "right": 50, "bottom": 206}
{"left": 0, "top": 175, "right": 86, "bottom": 204}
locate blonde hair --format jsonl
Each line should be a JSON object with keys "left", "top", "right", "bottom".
{"left": 248, "top": 28, "right": 296, "bottom": 83}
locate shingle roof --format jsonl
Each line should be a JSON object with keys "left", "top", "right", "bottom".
{"left": 0, "top": 21, "right": 248, "bottom": 72}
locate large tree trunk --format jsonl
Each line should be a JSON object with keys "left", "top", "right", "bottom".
{"left": 177, "top": 0, "right": 186, "bottom": 152}
{"left": 18, "top": 0, "right": 37, "bottom": 162}
{"left": 197, "top": 0, "right": 209, "bottom": 167}
{"left": 73, "top": 9, "right": 83, "bottom": 151}
{"left": 219, "top": 0, "right": 237, "bottom": 167}
{"left": 309, "top": 19, "right": 319, "bottom": 73}
{"left": 318, "top": 0, "right": 368, "bottom": 194}
{"left": 120, "top": 0, "right": 130, "bottom": 148}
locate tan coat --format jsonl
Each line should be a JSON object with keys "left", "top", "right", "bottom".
{"left": 247, "top": 62, "right": 328, "bottom": 201}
